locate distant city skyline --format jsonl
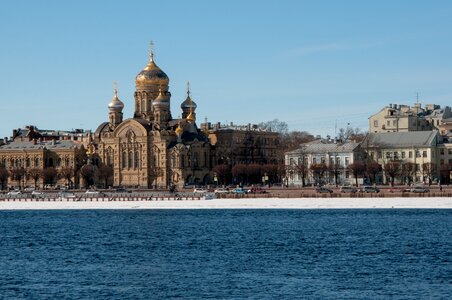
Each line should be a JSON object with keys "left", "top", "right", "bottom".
{"left": 1, "top": 0, "right": 452, "bottom": 137}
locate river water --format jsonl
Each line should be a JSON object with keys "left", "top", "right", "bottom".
{"left": 0, "top": 209, "right": 450, "bottom": 299}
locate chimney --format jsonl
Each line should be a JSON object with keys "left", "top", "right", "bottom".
{"left": 389, "top": 104, "right": 393, "bottom": 108}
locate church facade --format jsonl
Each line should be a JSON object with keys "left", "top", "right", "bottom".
{"left": 93, "top": 48, "right": 211, "bottom": 188}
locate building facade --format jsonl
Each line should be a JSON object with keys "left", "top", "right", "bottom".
{"left": 369, "top": 103, "right": 451, "bottom": 133}
{"left": 285, "top": 140, "right": 362, "bottom": 186}
{"left": 361, "top": 131, "right": 441, "bottom": 184}
{"left": 93, "top": 49, "right": 211, "bottom": 188}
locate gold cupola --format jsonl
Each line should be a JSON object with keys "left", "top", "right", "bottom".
{"left": 135, "top": 42, "right": 169, "bottom": 86}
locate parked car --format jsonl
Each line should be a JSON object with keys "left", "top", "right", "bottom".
{"left": 59, "top": 192, "right": 77, "bottom": 199}
{"left": 340, "top": 186, "right": 357, "bottom": 193}
{"left": 85, "top": 190, "right": 102, "bottom": 195}
{"left": 360, "top": 186, "right": 380, "bottom": 193}
{"left": 115, "top": 187, "right": 131, "bottom": 193}
{"left": 232, "top": 188, "right": 247, "bottom": 194}
{"left": 248, "top": 187, "right": 267, "bottom": 194}
{"left": 316, "top": 187, "right": 333, "bottom": 193}
{"left": 7, "top": 190, "right": 22, "bottom": 195}
{"left": 410, "top": 186, "right": 429, "bottom": 193}
{"left": 214, "top": 188, "right": 229, "bottom": 194}
{"left": 193, "top": 188, "right": 208, "bottom": 194}
{"left": 31, "top": 190, "right": 44, "bottom": 196}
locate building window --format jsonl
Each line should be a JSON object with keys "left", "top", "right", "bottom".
{"left": 374, "top": 120, "right": 378, "bottom": 127}
{"left": 415, "top": 151, "right": 421, "bottom": 158}
{"left": 401, "top": 152, "right": 405, "bottom": 159}
{"left": 449, "top": 149, "right": 452, "bottom": 155}
{"left": 336, "top": 157, "right": 340, "bottom": 166}
{"left": 181, "top": 156, "right": 185, "bottom": 168}
{"left": 312, "top": 158, "right": 316, "bottom": 164}
{"left": 122, "top": 152, "right": 126, "bottom": 168}
{"left": 345, "top": 157, "right": 349, "bottom": 166}
{"left": 422, "top": 151, "right": 427, "bottom": 158}
{"left": 387, "top": 120, "right": 390, "bottom": 126}
{"left": 394, "top": 152, "right": 398, "bottom": 159}
{"left": 134, "top": 151, "right": 140, "bottom": 169}
{"left": 290, "top": 158, "right": 294, "bottom": 166}
{"left": 409, "top": 151, "right": 413, "bottom": 158}
{"left": 440, "top": 149, "right": 445, "bottom": 155}
{"left": 377, "top": 151, "right": 382, "bottom": 159}
{"left": 393, "top": 120, "right": 397, "bottom": 126}
{"left": 345, "top": 171, "right": 350, "bottom": 179}
{"left": 386, "top": 152, "right": 392, "bottom": 159}
{"left": 128, "top": 152, "right": 133, "bottom": 168}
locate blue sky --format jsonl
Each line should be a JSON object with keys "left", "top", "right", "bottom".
{"left": 1, "top": 0, "right": 452, "bottom": 137}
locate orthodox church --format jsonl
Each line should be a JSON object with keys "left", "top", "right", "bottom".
{"left": 94, "top": 47, "right": 211, "bottom": 188}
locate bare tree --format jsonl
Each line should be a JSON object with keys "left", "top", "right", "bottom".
{"left": 59, "top": 167, "right": 74, "bottom": 188}
{"left": 212, "top": 164, "right": 231, "bottom": 186}
{"left": 10, "top": 167, "right": 26, "bottom": 189}
{"left": 310, "top": 163, "right": 328, "bottom": 185}
{"left": 366, "top": 162, "right": 382, "bottom": 184}
{"left": 348, "top": 162, "right": 366, "bottom": 187}
{"left": 293, "top": 162, "right": 309, "bottom": 187}
{"left": 257, "top": 119, "right": 289, "bottom": 134}
{"left": 337, "top": 127, "right": 367, "bottom": 142}
{"left": 384, "top": 161, "right": 401, "bottom": 186}
{"left": 0, "top": 165, "right": 9, "bottom": 190}
{"left": 27, "top": 168, "right": 42, "bottom": 190}
{"left": 41, "top": 167, "right": 58, "bottom": 187}
{"left": 400, "top": 162, "right": 417, "bottom": 185}
{"left": 328, "top": 162, "right": 341, "bottom": 186}
{"left": 96, "top": 165, "right": 114, "bottom": 188}
{"left": 422, "top": 162, "right": 435, "bottom": 186}
{"left": 80, "top": 164, "right": 95, "bottom": 189}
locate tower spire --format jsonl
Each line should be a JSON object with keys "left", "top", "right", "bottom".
{"left": 149, "top": 40, "right": 154, "bottom": 62}
{"left": 187, "top": 81, "right": 190, "bottom": 96}
{"left": 114, "top": 80, "right": 118, "bottom": 97}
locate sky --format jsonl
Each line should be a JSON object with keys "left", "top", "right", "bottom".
{"left": 1, "top": 0, "right": 452, "bottom": 138}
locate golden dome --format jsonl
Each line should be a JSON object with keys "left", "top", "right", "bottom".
{"left": 135, "top": 48, "right": 169, "bottom": 85}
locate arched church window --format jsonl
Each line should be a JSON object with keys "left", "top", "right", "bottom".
{"left": 128, "top": 152, "right": 133, "bottom": 169}
{"left": 181, "top": 155, "right": 185, "bottom": 168}
{"left": 171, "top": 155, "right": 176, "bottom": 168}
{"left": 134, "top": 151, "right": 140, "bottom": 169}
{"left": 122, "top": 152, "right": 127, "bottom": 168}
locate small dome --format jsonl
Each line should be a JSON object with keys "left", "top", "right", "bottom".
{"left": 181, "top": 95, "right": 197, "bottom": 110}
{"left": 152, "top": 88, "right": 170, "bottom": 107}
{"left": 108, "top": 85, "right": 124, "bottom": 112}
{"left": 181, "top": 82, "right": 197, "bottom": 111}
{"left": 136, "top": 50, "right": 169, "bottom": 85}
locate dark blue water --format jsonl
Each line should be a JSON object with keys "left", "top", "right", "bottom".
{"left": 0, "top": 210, "right": 451, "bottom": 299}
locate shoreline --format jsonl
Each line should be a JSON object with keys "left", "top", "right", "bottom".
{"left": 1, "top": 197, "right": 452, "bottom": 210}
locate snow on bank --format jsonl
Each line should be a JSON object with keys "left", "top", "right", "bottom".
{"left": 0, "top": 197, "right": 452, "bottom": 210}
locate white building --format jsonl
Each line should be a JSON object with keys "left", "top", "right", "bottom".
{"left": 285, "top": 140, "right": 362, "bottom": 187}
